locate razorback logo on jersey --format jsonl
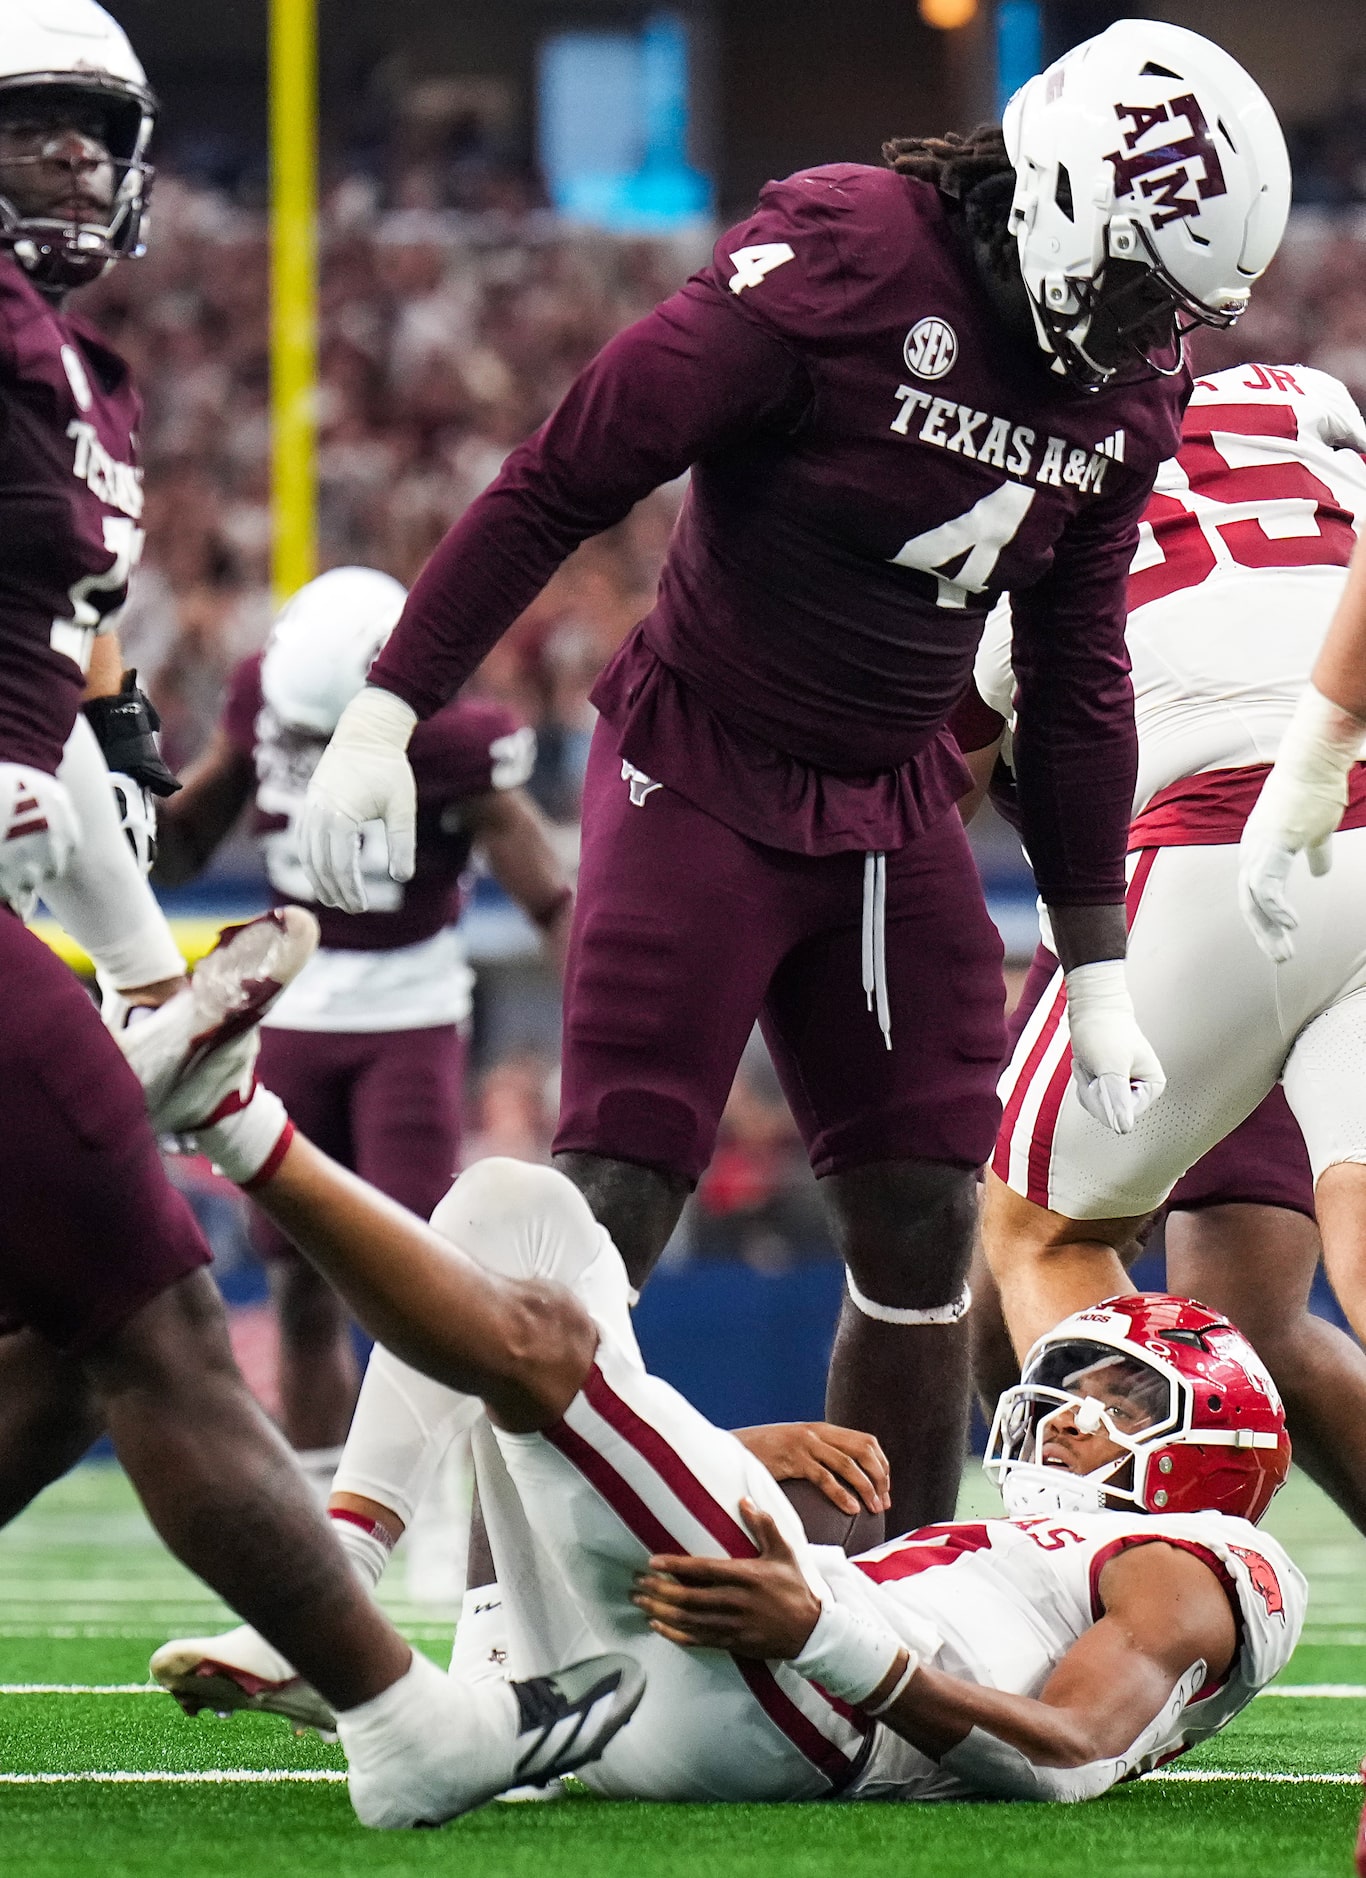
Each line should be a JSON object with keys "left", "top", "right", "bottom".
{"left": 1105, "top": 94, "right": 1228, "bottom": 229}
{"left": 1228, "top": 1545, "right": 1284, "bottom": 1620}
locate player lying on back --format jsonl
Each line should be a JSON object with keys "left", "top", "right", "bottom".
{"left": 137, "top": 1014, "right": 1303, "bottom": 1817}
{"left": 969, "top": 363, "right": 1366, "bottom": 1372}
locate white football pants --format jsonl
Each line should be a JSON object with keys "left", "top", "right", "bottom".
{"left": 995, "top": 832, "right": 1366, "bottom": 1218}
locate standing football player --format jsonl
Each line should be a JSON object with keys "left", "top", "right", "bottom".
{"left": 297, "top": 22, "right": 1289, "bottom": 1532}
{"left": 155, "top": 564, "right": 572, "bottom": 1469}
{"left": 977, "top": 366, "right": 1366, "bottom": 1449}
{"left": 0, "top": 0, "right": 612, "bottom": 1827}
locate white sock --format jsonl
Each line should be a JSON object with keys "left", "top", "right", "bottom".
{"left": 337, "top": 1647, "right": 519, "bottom": 1829}
{"left": 448, "top": 1583, "right": 508, "bottom": 1685}
{"left": 329, "top": 1509, "right": 395, "bottom": 1590}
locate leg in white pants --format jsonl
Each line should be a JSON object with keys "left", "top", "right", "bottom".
{"left": 435, "top": 1159, "right": 871, "bottom": 1801}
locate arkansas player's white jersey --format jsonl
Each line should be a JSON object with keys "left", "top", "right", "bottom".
{"left": 845, "top": 1509, "right": 1305, "bottom": 1802}
{"left": 976, "top": 363, "right": 1366, "bottom": 818}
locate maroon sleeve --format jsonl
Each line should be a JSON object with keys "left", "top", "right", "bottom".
{"left": 409, "top": 698, "right": 525, "bottom": 803}
{"left": 220, "top": 653, "right": 263, "bottom": 758}
{"left": 1008, "top": 473, "right": 1149, "bottom": 907}
{"left": 368, "top": 282, "right": 809, "bottom": 719}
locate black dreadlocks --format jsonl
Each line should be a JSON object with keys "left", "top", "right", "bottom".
{"left": 882, "top": 126, "right": 1017, "bottom": 282}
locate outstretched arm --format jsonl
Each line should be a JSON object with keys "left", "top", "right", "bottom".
{"left": 1240, "top": 533, "right": 1366, "bottom": 961}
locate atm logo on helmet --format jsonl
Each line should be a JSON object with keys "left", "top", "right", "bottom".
{"left": 1105, "top": 94, "right": 1229, "bottom": 230}
{"left": 1229, "top": 1545, "right": 1285, "bottom": 1621}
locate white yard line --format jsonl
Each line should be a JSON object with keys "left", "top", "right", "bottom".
{"left": 0, "top": 1770, "right": 345, "bottom": 1786}
{"left": 0, "top": 1767, "right": 1356, "bottom": 1788}
{"left": 1146, "top": 1770, "right": 1359, "bottom": 1785}
{"left": 0, "top": 1683, "right": 158, "bottom": 1695}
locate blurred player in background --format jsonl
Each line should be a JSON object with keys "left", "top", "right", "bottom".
{"left": 154, "top": 564, "right": 573, "bottom": 1471}
{"left": 296, "top": 23, "right": 1290, "bottom": 1532}
{"left": 150, "top": 1118, "right": 1302, "bottom": 1814}
{"left": 968, "top": 366, "right": 1366, "bottom": 1522}
{"left": 0, "top": 2, "right": 556, "bottom": 1821}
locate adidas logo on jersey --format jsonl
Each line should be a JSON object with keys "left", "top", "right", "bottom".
{"left": 1096, "top": 430, "right": 1126, "bottom": 462}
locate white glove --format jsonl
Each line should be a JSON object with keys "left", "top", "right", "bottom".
{"left": 0, "top": 763, "right": 80, "bottom": 920}
{"left": 1064, "top": 959, "right": 1165, "bottom": 1136}
{"left": 1238, "top": 684, "right": 1366, "bottom": 964}
{"left": 297, "top": 686, "right": 418, "bottom": 914}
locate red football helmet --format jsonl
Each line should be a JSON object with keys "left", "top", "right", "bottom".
{"left": 985, "top": 1294, "right": 1291, "bottom": 1525}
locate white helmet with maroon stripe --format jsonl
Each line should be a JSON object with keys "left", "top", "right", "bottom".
{"left": 261, "top": 567, "right": 409, "bottom": 738}
{"left": 1003, "top": 19, "right": 1290, "bottom": 390}
{"left": 986, "top": 1293, "right": 1291, "bottom": 1524}
{"left": 0, "top": 0, "right": 156, "bottom": 287}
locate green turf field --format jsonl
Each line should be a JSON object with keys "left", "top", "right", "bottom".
{"left": 1, "top": 1463, "right": 1362, "bottom": 1877}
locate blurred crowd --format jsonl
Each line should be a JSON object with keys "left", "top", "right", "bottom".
{"left": 83, "top": 142, "right": 1366, "bottom": 1274}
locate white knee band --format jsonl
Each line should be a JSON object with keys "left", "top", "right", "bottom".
{"left": 845, "top": 1270, "right": 972, "bottom": 1326}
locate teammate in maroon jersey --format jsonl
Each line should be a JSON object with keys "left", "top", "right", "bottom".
{"left": 0, "top": 2, "right": 579, "bottom": 1821}
{"left": 297, "top": 22, "right": 1289, "bottom": 1533}
{"left": 156, "top": 565, "right": 573, "bottom": 1461}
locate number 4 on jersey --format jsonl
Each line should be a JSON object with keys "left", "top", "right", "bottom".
{"left": 727, "top": 243, "right": 795, "bottom": 294}
{"left": 890, "top": 482, "right": 1036, "bottom": 609}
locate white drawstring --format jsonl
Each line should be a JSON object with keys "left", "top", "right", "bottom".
{"left": 861, "top": 851, "right": 891, "bottom": 1050}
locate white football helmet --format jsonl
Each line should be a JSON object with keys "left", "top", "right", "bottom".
{"left": 0, "top": 0, "right": 156, "bottom": 289}
{"left": 260, "top": 567, "right": 409, "bottom": 738}
{"left": 1004, "top": 19, "right": 1290, "bottom": 390}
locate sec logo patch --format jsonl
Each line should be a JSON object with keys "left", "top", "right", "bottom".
{"left": 903, "top": 317, "right": 957, "bottom": 380}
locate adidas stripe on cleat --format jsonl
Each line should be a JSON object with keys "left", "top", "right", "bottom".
{"left": 509, "top": 1654, "right": 645, "bottom": 1789}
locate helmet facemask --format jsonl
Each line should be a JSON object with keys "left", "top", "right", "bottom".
{"left": 0, "top": 76, "right": 155, "bottom": 290}
{"left": 986, "top": 1340, "right": 1179, "bottom": 1517}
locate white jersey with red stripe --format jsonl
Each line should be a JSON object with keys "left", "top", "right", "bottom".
{"left": 843, "top": 1509, "right": 1304, "bottom": 1801}
{"left": 976, "top": 362, "right": 1366, "bottom": 820}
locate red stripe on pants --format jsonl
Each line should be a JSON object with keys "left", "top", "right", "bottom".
{"left": 543, "top": 1366, "right": 865, "bottom": 1784}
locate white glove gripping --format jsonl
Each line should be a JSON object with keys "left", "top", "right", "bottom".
{"left": 1063, "top": 959, "right": 1166, "bottom": 1137}
{"left": 0, "top": 763, "right": 80, "bottom": 920}
{"left": 1239, "top": 684, "right": 1366, "bottom": 964}
{"left": 297, "top": 686, "right": 418, "bottom": 914}
{"left": 789, "top": 1592, "right": 910, "bottom": 1707}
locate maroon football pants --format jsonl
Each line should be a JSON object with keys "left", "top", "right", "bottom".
{"left": 251, "top": 1022, "right": 465, "bottom": 1260}
{"left": 555, "top": 722, "right": 1006, "bottom": 1184}
{"left": 0, "top": 910, "right": 209, "bottom": 1353}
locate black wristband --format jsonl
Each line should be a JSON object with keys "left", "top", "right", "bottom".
{"left": 83, "top": 668, "right": 182, "bottom": 798}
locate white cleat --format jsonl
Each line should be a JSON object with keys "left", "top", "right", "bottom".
{"left": 118, "top": 908, "right": 320, "bottom": 1130}
{"left": 150, "top": 1623, "right": 336, "bottom": 1738}
{"left": 342, "top": 1651, "right": 646, "bottom": 1829}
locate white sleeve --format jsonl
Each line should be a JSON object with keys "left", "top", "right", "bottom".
{"left": 331, "top": 1341, "right": 482, "bottom": 1529}
{"left": 1298, "top": 366, "right": 1366, "bottom": 453}
{"left": 44, "top": 715, "right": 185, "bottom": 990}
{"left": 973, "top": 598, "right": 1017, "bottom": 726}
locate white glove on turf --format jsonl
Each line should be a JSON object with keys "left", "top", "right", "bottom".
{"left": 1238, "top": 684, "right": 1366, "bottom": 965}
{"left": 297, "top": 686, "right": 418, "bottom": 914}
{"left": 1064, "top": 959, "right": 1165, "bottom": 1137}
{"left": 0, "top": 763, "right": 80, "bottom": 920}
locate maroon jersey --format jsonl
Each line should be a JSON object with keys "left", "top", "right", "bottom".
{"left": 0, "top": 253, "right": 144, "bottom": 773}
{"left": 222, "top": 654, "right": 530, "bottom": 950}
{"left": 372, "top": 166, "right": 1186, "bottom": 903}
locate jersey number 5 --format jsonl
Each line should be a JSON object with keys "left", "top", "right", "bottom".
{"left": 1129, "top": 401, "right": 1357, "bottom": 609}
